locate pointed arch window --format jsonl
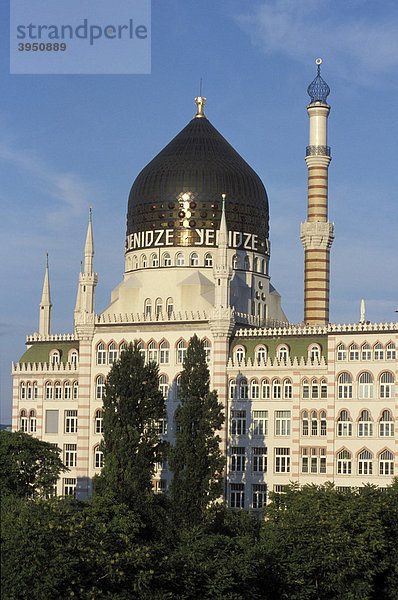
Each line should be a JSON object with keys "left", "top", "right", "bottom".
{"left": 380, "top": 372, "right": 394, "bottom": 399}
{"left": 204, "top": 253, "right": 213, "bottom": 267}
{"left": 96, "top": 376, "right": 106, "bottom": 400}
{"left": 159, "top": 375, "right": 169, "bottom": 400}
{"left": 338, "top": 373, "right": 353, "bottom": 399}
{"left": 33, "top": 382, "right": 38, "bottom": 400}
{"left": 119, "top": 342, "right": 128, "bottom": 353}
{"left": 311, "top": 379, "right": 319, "bottom": 399}
{"left": 108, "top": 342, "right": 118, "bottom": 365}
{"left": 26, "top": 382, "right": 32, "bottom": 400}
{"left": 54, "top": 381, "right": 62, "bottom": 400}
{"left": 96, "top": 343, "right": 106, "bottom": 365}
{"left": 337, "top": 410, "right": 352, "bottom": 436}
{"left": 144, "top": 299, "right": 152, "bottom": 318}
{"left": 64, "top": 381, "right": 71, "bottom": 400}
{"left": 349, "top": 344, "right": 359, "bottom": 361}
{"left": 358, "top": 410, "right": 373, "bottom": 437}
{"left": 337, "top": 449, "right": 352, "bottom": 475}
{"left": 29, "top": 410, "right": 37, "bottom": 433}
{"left": 20, "top": 410, "right": 28, "bottom": 432}
{"left": 137, "top": 342, "right": 146, "bottom": 360}
{"left": 261, "top": 379, "right": 270, "bottom": 400}
{"left": 320, "top": 379, "right": 327, "bottom": 399}
{"left": 166, "top": 297, "right": 174, "bottom": 318}
{"left": 229, "top": 379, "right": 237, "bottom": 400}
{"left": 253, "top": 257, "right": 258, "bottom": 272}
{"left": 250, "top": 380, "right": 260, "bottom": 400}
{"left": 379, "top": 410, "right": 394, "bottom": 437}
{"left": 159, "top": 341, "right": 170, "bottom": 364}
{"left": 386, "top": 343, "right": 396, "bottom": 360}
{"left": 203, "top": 339, "right": 211, "bottom": 363}
{"left": 73, "top": 381, "right": 78, "bottom": 400}
{"left": 148, "top": 341, "right": 158, "bottom": 363}
{"left": 272, "top": 379, "right": 281, "bottom": 400}
{"left": 302, "top": 411, "right": 309, "bottom": 436}
{"left": 283, "top": 379, "right": 292, "bottom": 399}
{"left": 176, "top": 252, "right": 185, "bottom": 266}
{"left": 311, "top": 411, "right": 318, "bottom": 436}
{"left": 190, "top": 252, "right": 199, "bottom": 267}
{"left": 155, "top": 298, "right": 163, "bottom": 318}
{"left": 379, "top": 450, "right": 394, "bottom": 475}
{"left": 302, "top": 379, "right": 310, "bottom": 399}
{"left": 337, "top": 344, "right": 347, "bottom": 361}
{"left": 359, "top": 372, "right": 373, "bottom": 399}
{"left": 95, "top": 409, "right": 103, "bottom": 434}
{"left": 45, "top": 381, "right": 53, "bottom": 400}
{"left": 358, "top": 450, "right": 373, "bottom": 475}
{"left": 239, "top": 378, "right": 249, "bottom": 400}
{"left": 374, "top": 343, "right": 384, "bottom": 360}
{"left": 176, "top": 340, "right": 187, "bottom": 364}
{"left": 320, "top": 411, "right": 327, "bottom": 436}
{"left": 361, "top": 343, "right": 372, "bottom": 360}
{"left": 20, "top": 382, "right": 26, "bottom": 400}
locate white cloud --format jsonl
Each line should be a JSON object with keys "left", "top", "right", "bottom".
{"left": 235, "top": 0, "right": 398, "bottom": 85}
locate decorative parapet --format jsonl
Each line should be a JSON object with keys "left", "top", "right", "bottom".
{"left": 26, "top": 333, "right": 77, "bottom": 343}
{"left": 234, "top": 321, "right": 398, "bottom": 338}
{"left": 12, "top": 361, "right": 78, "bottom": 374}
{"left": 235, "top": 313, "right": 289, "bottom": 328}
{"left": 95, "top": 310, "right": 209, "bottom": 325}
{"left": 227, "top": 355, "right": 327, "bottom": 370}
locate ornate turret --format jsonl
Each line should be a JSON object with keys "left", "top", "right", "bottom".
{"left": 74, "top": 209, "right": 98, "bottom": 327}
{"left": 39, "top": 254, "right": 52, "bottom": 336}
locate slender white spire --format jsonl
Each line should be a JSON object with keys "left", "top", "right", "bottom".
{"left": 39, "top": 253, "right": 52, "bottom": 336}
{"left": 360, "top": 299, "right": 365, "bottom": 323}
{"left": 214, "top": 194, "right": 232, "bottom": 309}
{"left": 84, "top": 207, "right": 94, "bottom": 274}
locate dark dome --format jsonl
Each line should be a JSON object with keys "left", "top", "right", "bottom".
{"left": 127, "top": 113, "right": 269, "bottom": 254}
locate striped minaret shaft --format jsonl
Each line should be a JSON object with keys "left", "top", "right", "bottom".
{"left": 300, "top": 60, "right": 334, "bottom": 325}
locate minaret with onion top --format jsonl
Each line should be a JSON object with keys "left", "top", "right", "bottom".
{"left": 300, "top": 59, "right": 334, "bottom": 325}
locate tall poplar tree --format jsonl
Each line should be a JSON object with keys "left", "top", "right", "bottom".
{"left": 169, "top": 335, "right": 225, "bottom": 526}
{"left": 93, "top": 342, "right": 167, "bottom": 508}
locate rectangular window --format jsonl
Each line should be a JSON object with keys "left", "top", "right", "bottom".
{"left": 275, "top": 448, "right": 290, "bottom": 473}
{"left": 231, "top": 447, "right": 245, "bottom": 472}
{"left": 64, "top": 444, "right": 77, "bottom": 467}
{"left": 380, "top": 423, "right": 394, "bottom": 437}
{"left": 252, "top": 484, "right": 267, "bottom": 509}
{"left": 156, "top": 418, "right": 168, "bottom": 435}
{"left": 45, "top": 410, "right": 59, "bottom": 434}
{"left": 230, "top": 483, "right": 245, "bottom": 509}
{"left": 231, "top": 410, "right": 246, "bottom": 435}
{"left": 252, "top": 410, "right": 268, "bottom": 436}
{"left": 65, "top": 410, "right": 78, "bottom": 433}
{"left": 252, "top": 447, "right": 267, "bottom": 472}
{"left": 63, "top": 478, "right": 76, "bottom": 497}
{"left": 275, "top": 411, "right": 291, "bottom": 436}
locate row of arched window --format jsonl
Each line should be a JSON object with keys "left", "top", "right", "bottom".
{"left": 95, "top": 373, "right": 182, "bottom": 401}
{"left": 333, "top": 409, "right": 394, "bottom": 437}
{"left": 20, "top": 380, "right": 78, "bottom": 400}
{"left": 229, "top": 378, "right": 293, "bottom": 400}
{"left": 337, "top": 372, "right": 394, "bottom": 399}
{"left": 48, "top": 349, "right": 78, "bottom": 367}
{"left": 144, "top": 298, "right": 174, "bottom": 318}
{"left": 337, "top": 342, "right": 396, "bottom": 361}
{"left": 126, "top": 252, "right": 268, "bottom": 273}
{"left": 96, "top": 338, "right": 211, "bottom": 366}
{"left": 19, "top": 409, "right": 37, "bottom": 433}
{"left": 233, "top": 343, "right": 322, "bottom": 364}
{"left": 336, "top": 448, "right": 394, "bottom": 475}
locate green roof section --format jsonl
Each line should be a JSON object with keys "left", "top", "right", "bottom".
{"left": 230, "top": 335, "right": 327, "bottom": 362}
{"left": 19, "top": 341, "right": 79, "bottom": 365}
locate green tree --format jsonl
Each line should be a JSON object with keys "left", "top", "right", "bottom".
{"left": 93, "top": 342, "right": 167, "bottom": 509}
{"left": 0, "top": 430, "right": 67, "bottom": 499}
{"left": 168, "top": 335, "right": 225, "bottom": 527}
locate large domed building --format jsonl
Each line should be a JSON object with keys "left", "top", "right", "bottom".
{"left": 11, "top": 66, "right": 398, "bottom": 504}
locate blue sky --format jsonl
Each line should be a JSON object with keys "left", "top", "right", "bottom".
{"left": 1, "top": 0, "right": 397, "bottom": 422}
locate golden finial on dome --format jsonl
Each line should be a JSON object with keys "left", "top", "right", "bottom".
{"left": 195, "top": 96, "right": 206, "bottom": 118}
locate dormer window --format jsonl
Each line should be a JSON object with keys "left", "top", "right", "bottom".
{"left": 50, "top": 350, "right": 60, "bottom": 367}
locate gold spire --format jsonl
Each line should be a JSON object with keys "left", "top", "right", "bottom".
{"left": 194, "top": 96, "right": 206, "bottom": 118}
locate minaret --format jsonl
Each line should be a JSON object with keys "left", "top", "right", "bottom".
{"left": 300, "top": 59, "right": 334, "bottom": 325}
{"left": 213, "top": 194, "right": 232, "bottom": 308}
{"left": 39, "top": 253, "right": 52, "bottom": 336}
{"left": 74, "top": 208, "right": 98, "bottom": 323}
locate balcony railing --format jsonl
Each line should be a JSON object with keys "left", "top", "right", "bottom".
{"left": 306, "top": 145, "right": 331, "bottom": 157}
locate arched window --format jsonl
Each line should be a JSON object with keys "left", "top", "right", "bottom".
{"left": 144, "top": 299, "right": 152, "bottom": 318}
{"left": 204, "top": 253, "right": 213, "bottom": 267}
{"left": 54, "top": 381, "right": 62, "bottom": 400}
{"left": 244, "top": 256, "right": 250, "bottom": 270}
{"left": 148, "top": 341, "right": 158, "bottom": 363}
{"left": 64, "top": 381, "right": 71, "bottom": 400}
{"left": 45, "top": 381, "right": 53, "bottom": 400}
{"left": 311, "top": 379, "right": 319, "bottom": 399}
{"left": 277, "top": 345, "right": 289, "bottom": 362}
{"left": 379, "top": 450, "right": 394, "bottom": 476}
{"left": 380, "top": 372, "right": 394, "bottom": 399}
{"left": 159, "top": 341, "right": 169, "bottom": 364}
{"left": 272, "top": 379, "right": 281, "bottom": 400}
{"left": 374, "top": 343, "right": 384, "bottom": 360}
{"left": 162, "top": 252, "right": 171, "bottom": 267}
{"left": 155, "top": 298, "right": 163, "bottom": 318}
{"left": 175, "top": 375, "right": 182, "bottom": 400}
{"left": 239, "top": 378, "right": 248, "bottom": 400}
{"left": 229, "top": 379, "right": 237, "bottom": 400}
{"left": 166, "top": 297, "right": 174, "bottom": 318}
{"left": 320, "top": 411, "right": 327, "bottom": 436}
{"left": 176, "top": 340, "right": 187, "bottom": 364}
{"left": 311, "top": 411, "right": 318, "bottom": 436}
{"left": 359, "top": 373, "right": 373, "bottom": 399}
{"left": 250, "top": 380, "right": 260, "bottom": 400}
{"left": 20, "top": 410, "right": 28, "bottom": 432}
{"left": 96, "top": 376, "right": 105, "bottom": 400}
{"left": 151, "top": 253, "right": 159, "bottom": 267}
{"left": 119, "top": 342, "right": 128, "bottom": 353}
{"left": 133, "top": 255, "right": 138, "bottom": 269}
{"left": 96, "top": 343, "right": 106, "bottom": 365}
{"left": 234, "top": 346, "right": 245, "bottom": 364}
{"left": 69, "top": 350, "right": 78, "bottom": 366}
{"left": 302, "top": 411, "right": 309, "bottom": 436}
{"left": 159, "top": 375, "right": 169, "bottom": 400}
{"left": 232, "top": 255, "right": 238, "bottom": 269}
{"left": 176, "top": 252, "right": 185, "bottom": 266}
{"left": 379, "top": 410, "right": 394, "bottom": 437}
{"left": 253, "top": 257, "right": 258, "bottom": 272}
{"left": 358, "top": 450, "right": 373, "bottom": 475}
{"left": 302, "top": 379, "right": 310, "bottom": 399}
{"left": 203, "top": 339, "right": 211, "bottom": 363}
{"left": 337, "top": 449, "right": 352, "bottom": 475}
{"left": 33, "top": 382, "right": 38, "bottom": 399}
{"left": 137, "top": 341, "right": 146, "bottom": 359}
{"left": 255, "top": 345, "right": 267, "bottom": 365}
{"left": 26, "top": 382, "right": 32, "bottom": 400}
{"left": 261, "top": 379, "right": 270, "bottom": 400}
{"left": 386, "top": 343, "right": 396, "bottom": 360}
{"left": 73, "top": 381, "right": 78, "bottom": 399}
{"left": 261, "top": 259, "right": 266, "bottom": 274}
{"left": 361, "top": 343, "right": 371, "bottom": 360}
{"left": 320, "top": 379, "right": 327, "bottom": 399}
{"left": 309, "top": 345, "right": 321, "bottom": 362}
{"left": 338, "top": 373, "right": 353, "bottom": 399}
{"left": 358, "top": 410, "right": 373, "bottom": 437}
{"left": 29, "top": 410, "right": 37, "bottom": 433}
{"left": 337, "top": 410, "right": 352, "bottom": 436}
{"left": 20, "top": 382, "right": 25, "bottom": 400}
{"left": 50, "top": 350, "right": 60, "bottom": 367}
{"left": 337, "top": 344, "right": 347, "bottom": 361}
{"left": 190, "top": 252, "right": 199, "bottom": 266}
{"left": 108, "top": 342, "right": 118, "bottom": 365}
{"left": 95, "top": 409, "right": 103, "bottom": 434}
{"left": 94, "top": 446, "right": 104, "bottom": 469}
{"left": 141, "top": 254, "right": 147, "bottom": 268}
{"left": 349, "top": 344, "right": 359, "bottom": 361}
{"left": 283, "top": 379, "right": 292, "bottom": 399}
